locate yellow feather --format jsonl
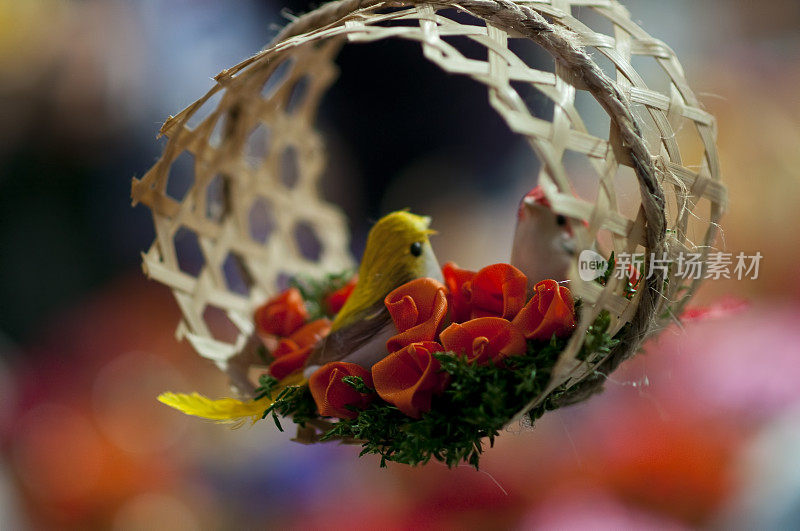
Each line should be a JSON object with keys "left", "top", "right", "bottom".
{"left": 158, "top": 371, "right": 307, "bottom": 426}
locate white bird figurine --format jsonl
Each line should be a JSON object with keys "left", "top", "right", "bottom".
{"left": 510, "top": 185, "right": 576, "bottom": 286}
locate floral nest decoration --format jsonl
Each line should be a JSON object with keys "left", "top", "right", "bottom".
{"left": 252, "top": 262, "right": 633, "bottom": 467}
{"left": 134, "top": 0, "right": 726, "bottom": 468}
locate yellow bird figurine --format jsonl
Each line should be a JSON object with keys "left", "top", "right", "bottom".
{"left": 158, "top": 210, "right": 442, "bottom": 423}
{"left": 305, "top": 210, "right": 442, "bottom": 370}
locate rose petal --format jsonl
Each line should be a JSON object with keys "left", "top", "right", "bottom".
{"left": 468, "top": 264, "right": 528, "bottom": 320}
{"left": 439, "top": 317, "right": 526, "bottom": 365}
{"left": 442, "top": 262, "right": 476, "bottom": 323}
{"left": 269, "top": 319, "right": 332, "bottom": 378}
{"left": 512, "top": 279, "right": 576, "bottom": 340}
{"left": 388, "top": 295, "right": 420, "bottom": 333}
{"left": 272, "top": 338, "right": 301, "bottom": 358}
{"left": 325, "top": 276, "right": 358, "bottom": 316}
{"left": 288, "top": 319, "right": 331, "bottom": 349}
{"left": 269, "top": 345, "right": 312, "bottom": 380}
{"left": 372, "top": 341, "right": 448, "bottom": 418}
{"left": 309, "top": 362, "right": 374, "bottom": 419}
{"left": 385, "top": 278, "right": 448, "bottom": 353}
{"left": 254, "top": 287, "right": 309, "bottom": 338}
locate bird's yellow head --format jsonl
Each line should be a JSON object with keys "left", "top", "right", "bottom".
{"left": 332, "top": 211, "right": 441, "bottom": 330}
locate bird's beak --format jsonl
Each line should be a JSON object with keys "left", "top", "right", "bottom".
{"left": 522, "top": 196, "right": 544, "bottom": 213}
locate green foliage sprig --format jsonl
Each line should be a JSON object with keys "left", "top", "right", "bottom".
{"left": 289, "top": 270, "right": 354, "bottom": 321}
{"left": 254, "top": 373, "right": 280, "bottom": 401}
{"left": 263, "top": 384, "right": 318, "bottom": 431}
{"left": 597, "top": 251, "right": 641, "bottom": 299}
{"left": 323, "top": 335, "right": 568, "bottom": 468}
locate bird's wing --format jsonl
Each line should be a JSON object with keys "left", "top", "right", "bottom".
{"left": 306, "top": 300, "right": 393, "bottom": 367}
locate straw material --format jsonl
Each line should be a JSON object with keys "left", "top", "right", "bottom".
{"left": 133, "top": 0, "right": 725, "bottom": 422}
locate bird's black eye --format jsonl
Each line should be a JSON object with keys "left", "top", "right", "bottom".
{"left": 410, "top": 242, "right": 422, "bottom": 257}
{"left": 555, "top": 214, "right": 567, "bottom": 226}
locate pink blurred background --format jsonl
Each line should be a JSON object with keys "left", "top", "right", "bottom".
{"left": 1, "top": 0, "right": 799, "bottom": 528}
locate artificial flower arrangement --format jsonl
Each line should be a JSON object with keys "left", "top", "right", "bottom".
{"left": 163, "top": 258, "right": 630, "bottom": 468}
{"left": 138, "top": 0, "right": 725, "bottom": 471}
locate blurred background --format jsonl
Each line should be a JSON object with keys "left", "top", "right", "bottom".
{"left": 1, "top": 0, "right": 799, "bottom": 528}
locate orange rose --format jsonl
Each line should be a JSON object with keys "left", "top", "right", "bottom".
{"left": 511, "top": 279, "right": 576, "bottom": 340}
{"left": 439, "top": 317, "right": 526, "bottom": 365}
{"left": 269, "top": 345, "right": 312, "bottom": 380}
{"left": 442, "top": 262, "right": 476, "bottom": 323}
{"left": 324, "top": 276, "right": 358, "bottom": 316}
{"left": 286, "top": 318, "right": 331, "bottom": 349}
{"left": 254, "top": 287, "right": 308, "bottom": 338}
{"left": 309, "top": 362, "right": 374, "bottom": 419}
{"left": 468, "top": 264, "right": 528, "bottom": 320}
{"left": 372, "top": 341, "right": 449, "bottom": 418}
{"left": 385, "top": 278, "right": 448, "bottom": 353}
{"left": 269, "top": 319, "right": 332, "bottom": 380}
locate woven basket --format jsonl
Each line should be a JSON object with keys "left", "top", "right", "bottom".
{"left": 133, "top": 0, "right": 725, "bottom": 424}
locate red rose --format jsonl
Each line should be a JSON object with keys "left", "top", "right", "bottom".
{"left": 324, "top": 276, "right": 358, "bottom": 316}
{"left": 254, "top": 287, "right": 308, "bottom": 338}
{"left": 269, "top": 345, "right": 312, "bottom": 380}
{"left": 269, "top": 319, "right": 332, "bottom": 380}
{"left": 385, "top": 278, "right": 448, "bottom": 353}
{"left": 286, "top": 318, "right": 331, "bottom": 349}
{"left": 439, "top": 317, "right": 526, "bottom": 365}
{"left": 511, "top": 279, "right": 576, "bottom": 340}
{"left": 468, "top": 264, "right": 528, "bottom": 320}
{"left": 309, "top": 362, "right": 374, "bottom": 419}
{"left": 442, "top": 262, "right": 476, "bottom": 323}
{"left": 371, "top": 341, "right": 449, "bottom": 418}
